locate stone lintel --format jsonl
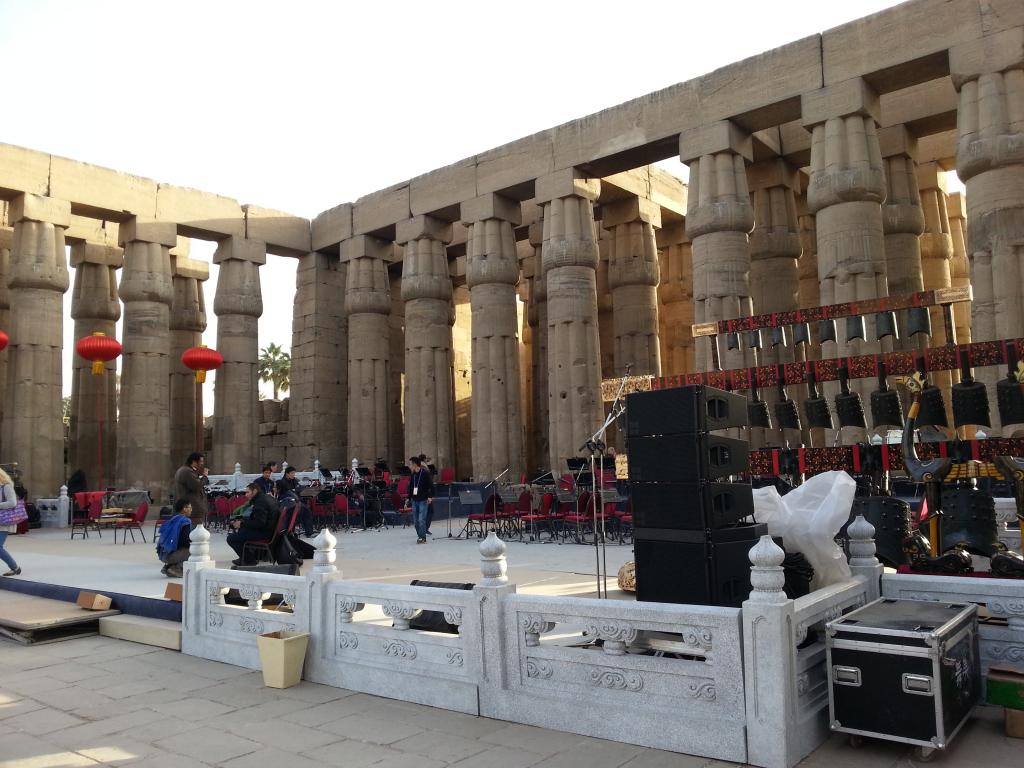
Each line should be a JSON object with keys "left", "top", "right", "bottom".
{"left": 69, "top": 242, "right": 124, "bottom": 268}
{"left": 950, "top": 26, "right": 1024, "bottom": 87}
{"left": 395, "top": 214, "right": 453, "bottom": 245}
{"left": 655, "top": 221, "right": 689, "bottom": 250}
{"left": 745, "top": 158, "right": 801, "bottom": 192}
{"left": 0, "top": 226, "right": 14, "bottom": 251}
{"left": 948, "top": 191, "right": 966, "bottom": 219}
{"left": 877, "top": 124, "right": 919, "bottom": 159}
{"left": 172, "top": 255, "right": 210, "bottom": 281}
{"left": 678, "top": 120, "right": 753, "bottom": 164}
{"left": 915, "top": 161, "right": 948, "bottom": 193}
{"left": 312, "top": 203, "right": 353, "bottom": 251}
{"left": 460, "top": 193, "right": 522, "bottom": 226}
{"left": 212, "top": 236, "right": 267, "bottom": 265}
{"left": 801, "top": 78, "right": 880, "bottom": 129}
{"left": 339, "top": 234, "right": 393, "bottom": 264}
{"left": 9, "top": 193, "right": 71, "bottom": 228}
{"left": 600, "top": 197, "right": 662, "bottom": 229}
{"left": 119, "top": 218, "right": 178, "bottom": 247}
{"left": 169, "top": 235, "right": 190, "bottom": 258}
{"left": 533, "top": 169, "right": 600, "bottom": 204}
{"left": 528, "top": 221, "right": 544, "bottom": 248}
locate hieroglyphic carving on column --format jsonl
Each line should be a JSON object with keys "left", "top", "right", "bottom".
{"left": 602, "top": 197, "right": 662, "bottom": 377}
{"left": 951, "top": 28, "right": 1024, "bottom": 432}
{"left": 880, "top": 126, "right": 925, "bottom": 354}
{"left": 3, "top": 195, "right": 71, "bottom": 498}
{"left": 0, "top": 224, "right": 12, "bottom": 453}
{"left": 947, "top": 192, "right": 971, "bottom": 345}
{"left": 461, "top": 194, "right": 524, "bottom": 481}
{"left": 69, "top": 242, "right": 122, "bottom": 488}
{"left": 213, "top": 237, "right": 265, "bottom": 473}
{"left": 527, "top": 220, "right": 549, "bottom": 471}
{"left": 343, "top": 235, "right": 392, "bottom": 464}
{"left": 680, "top": 121, "right": 755, "bottom": 374}
{"left": 289, "top": 251, "right": 347, "bottom": 467}
{"left": 537, "top": 170, "right": 603, "bottom": 475}
{"left": 803, "top": 79, "right": 887, "bottom": 439}
{"left": 117, "top": 219, "right": 175, "bottom": 499}
{"left": 655, "top": 222, "right": 694, "bottom": 377}
{"left": 398, "top": 215, "right": 455, "bottom": 472}
{"left": 169, "top": 250, "right": 208, "bottom": 466}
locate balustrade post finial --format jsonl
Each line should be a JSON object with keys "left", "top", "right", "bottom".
{"left": 479, "top": 531, "right": 508, "bottom": 586}
{"left": 748, "top": 535, "right": 787, "bottom": 604}
{"left": 188, "top": 524, "right": 212, "bottom": 562}
{"left": 847, "top": 514, "right": 883, "bottom": 600}
{"left": 312, "top": 528, "right": 338, "bottom": 575}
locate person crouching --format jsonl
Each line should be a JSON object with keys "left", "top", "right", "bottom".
{"left": 156, "top": 499, "right": 194, "bottom": 578}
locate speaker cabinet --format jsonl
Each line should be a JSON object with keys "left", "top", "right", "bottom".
{"left": 631, "top": 481, "right": 753, "bottom": 530}
{"left": 626, "top": 385, "right": 748, "bottom": 437}
{"left": 627, "top": 434, "right": 749, "bottom": 482}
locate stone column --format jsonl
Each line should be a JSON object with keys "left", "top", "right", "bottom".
{"left": 880, "top": 127, "right": 925, "bottom": 353}
{"left": 596, "top": 233, "right": 615, "bottom": 380}
{"left": 169, "top": 254, "right": 209, "bottom": 465}
{"left": 397, "top": 215, "right": 455, "bottom": 471}
{"left": 918, "top": 162, "right": 956, "bottom": 412}
{"left": 69, "top": 242, "right": 122, "bottom": 488}
{"left": 461, "top": 194, "right": 524, "bottom": 481}
{"left": 656, "top": 223, "right": 695, "bottom": 376}
{"left": 602, "top": 197, "right": 662, "bottom": 377}
{"left": 343, "top": 235, "right": 392, "bottom": 464}
{"left": 389, "top": 270, "right": 405, "bottom": 469}
{"left": 527, "top": 220, "right": 549, "bottom": 473}
{"left": 680, "top": 121, "right": 755, "bottom": 373}
{"left": 0, "top": 225, "right": 11, "bottom": 452}
{"left": 289, "top": 251, "right": 347, "bottom": 468}
{"left": 536, "top": 171, "right": 603, "bottom": 474}
{"left": 3, "top": 195, "right": 70, "bottom": 498}
{"left": 951, "top": 29, "right": 1024, "bottom": 434}
{"left": 212, "top": 237, "right": 265, "bottom": 473}
{"left": 947, "top": 192, "right": 971, "bottom": 345}
{"left": 116, "top": 219, "right": 175, "bottom": 500}
{"left": 796, "top": 194, "right": 822, "bottom": 447}
{"left": 803, "top": 79, "right": 888, "bottom": 426}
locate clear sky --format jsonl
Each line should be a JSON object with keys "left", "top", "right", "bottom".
{"left": 0, "top": 0, "right": 904, "bottom": 407}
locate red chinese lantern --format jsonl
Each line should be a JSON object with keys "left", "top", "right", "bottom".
{"left": 0, "top": 329, "right": 8, "bottom": 353}
{"left": 182, "top": 345, "right": 224, "bottom": 383}
{"left": 76, "top": 332, "right": 122, "bottom": 375}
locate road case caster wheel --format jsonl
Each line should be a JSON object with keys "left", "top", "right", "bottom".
{"left": 914, "top": 746, "right": 937, "bottom": 762}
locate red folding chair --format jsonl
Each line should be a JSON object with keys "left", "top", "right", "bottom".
{"left": 439, "top": 467, "right": 455, "bottom": 484}
{"left": 242, "top": 505, "right": 297, "bottom": 565}
{"left": 71, "top": 494, "right": 104, "bottom": 539}
{"left": 389, "top": 491, "right": 412, "bottom": 527}
{"left": 113, "top": 502, "right": 149, "bottom": 544}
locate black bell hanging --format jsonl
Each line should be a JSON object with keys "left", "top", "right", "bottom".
{"left": 875, "top": 311, "right": 899, "bottom": 341}
{"left": 726, "top": 331, "right": 740, "bottom": 351}
{"left": 748, "top": 385, "right": 772, "bottom": 429}
{"left": 835, "top": 365, "right": 867, "bottom": 429}
{"left": 819, "top": 319, "right": 837, "bottom": 344}
{"left": 747, "top": 329, "right": 763, "bottom": 350}
{"left": 916, "top": 383, "right": 949, "bottom": 428}
{"left": 997, "top": 345, "right": 1024, "bottom": 426}
{"left": 774, "top": 379, "right": 801, "bottom": 431}
{"left": 770, "top": 326, "right": 788, "bottom": 348}
{"left": 906, "top": 306, "right": 932, "bottom": 338}
{"left": 870, "top": 361, "right": 904, "bottom": 430}
{"left": 804, "top": 367, "right": 834, "bottom": 429}
{"left": 846, "top": 315, "right": 866, "bottom": 343}
{"left": 952, "top": 348, "right": 991, "bottom": 428}
{"left": 793, "top": 323, "right": 811, "bottom": 346}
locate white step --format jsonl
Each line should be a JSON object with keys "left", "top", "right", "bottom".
{"left": 99, "top": 614, "right": 181, "bottom": 650}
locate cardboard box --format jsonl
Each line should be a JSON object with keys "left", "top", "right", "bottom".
{"left": 77, "top": 591, "right": 112, "bottom": 611}
{"left": 987, "top": 666, "right": 1024, "bottom": 711}
{"left": 1007, "top": 708, "right": 1024, "bottom": 739}
{"left": 164, "top": 583, "right": 183, "bottom": 602}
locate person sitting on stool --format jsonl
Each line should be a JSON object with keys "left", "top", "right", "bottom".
{"left": 156, "top": 498, "right": 194, "bottom": 578}
{"left": 227, "top": 482, "right": 279, "bottom": 565}
{"left": 408, "top": 456, "right": 434, "bottom": 544}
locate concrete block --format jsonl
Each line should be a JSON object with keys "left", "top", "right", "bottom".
{"left": 801, "top": 78, "right": 880, "bottom": 128}
{"left": 395, "top": 215, "right": 453, "bottom": 245}
{"left": 49, "top": 155, "right": 158, "bottom": 219}
{"left": 156, "top": 183, "right": 245, "bottom": 239}
{"left": 475, "top": 131, "right": 555, "bottom": 198}
{"left": 119, "top": 218, "right": 177, "bottom": 247}
{"left": 877, "top": 124, "right": 918, "bottom": 159}
{"left": 312, "top": 202, "right": 353, "bottom": 251}
{"left": 8, "top": 194, "right": 71, "bottom": 227}
{"left": 172, "top": 255, "right": 210, "bottom": 281}
{"left": 243, "top": 204, "right": 311, "bottom": 256}
{"left": 352, "top": 183, "right": 410, "bottom": 236}
{"left": 69, "top": 242, "right": 123, "bottom": 268}
{"left": 0, "top": 143, "right": 50, "bottom": 196}
{"left": 534, "top": 169, "right": 600, "bottom": 203}
{"left": 99, "top": 614, "right": 181, "bottom": 650}
{"left": 213, "top": 237, "right": 266, "bottom": 265}
{"left": 950, "top": 26, "right": 1024, "bottom": 84}
{"left": 340, "top": 234, "right": 393, "bottom": 264}
{"left": 678, "top": 121, "right": 753, "bottom": 164}
{"left": 601, "top": 197, "right": 662, "bottom": 229}
{"left": 460, "top": 193, "right": 522, "bottom": 225}
{"left": 746, "top": 159, "right": 800, "bottom": 192}
{"left": 410, "top": 159, "right": 476, "bottom": 217}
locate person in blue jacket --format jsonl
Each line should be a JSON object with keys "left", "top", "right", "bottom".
{"left": 157, "top": 499, "right": 194, "bottom": 578}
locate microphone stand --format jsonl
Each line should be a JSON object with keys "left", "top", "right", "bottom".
{"left": 580, "top": 366, "right": 631, "bottom": 599}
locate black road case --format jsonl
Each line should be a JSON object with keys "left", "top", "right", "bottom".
{"left": 826, "top": 598, "right": 980, "bottom": 752}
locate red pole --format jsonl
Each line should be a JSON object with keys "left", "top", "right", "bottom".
{"left": 96, "top": 368, "right": 104, "bottom": 488}
{"left": 196, "top": 377, "right": 204, "bottom": 453}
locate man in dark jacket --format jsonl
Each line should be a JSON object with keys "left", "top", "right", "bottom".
{"left": 408, "top": 456, "right": 434, "bottom": 544}
{"left": 172, "top": 452, "right": 208, "bottom": 524}
{"left": 226, "top": 482, "right": 280, "bottom": 565}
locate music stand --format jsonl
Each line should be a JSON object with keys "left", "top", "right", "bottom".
{"left": 450, "top": 489, "right": 482, "bottom": 539}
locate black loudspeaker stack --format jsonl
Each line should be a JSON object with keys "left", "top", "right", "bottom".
{"left": 626, "top": 385, "right": 765, "bottom": 608}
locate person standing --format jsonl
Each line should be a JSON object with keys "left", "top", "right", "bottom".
{"left": 408, "top": 456, "right": 433, "bottom": 544}
{"left": 172, "top": 453, "right": 209, "bottom": 525}
{"left": 0, "top": 468, "right": 25, "bottom": 576}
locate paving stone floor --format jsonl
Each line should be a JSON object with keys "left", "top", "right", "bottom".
{"left": 0, "top": 635, "right": 1017, "bottom": 767}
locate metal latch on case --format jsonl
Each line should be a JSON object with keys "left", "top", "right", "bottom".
{"left": 902, "top": 673, "right": 933, "bottom": 695}
{"left": 833, "top": 665, "right": 861, "bottom": 686}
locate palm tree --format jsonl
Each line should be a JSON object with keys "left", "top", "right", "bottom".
{"left": 258, "top": 343, "right": 291, "bottom": 400}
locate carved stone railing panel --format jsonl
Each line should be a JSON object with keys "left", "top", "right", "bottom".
{"left": 792, "top": 580, "right": 869, "bottom": 647}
